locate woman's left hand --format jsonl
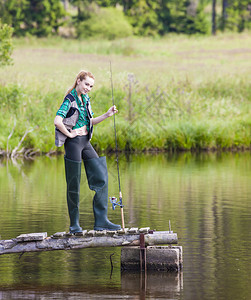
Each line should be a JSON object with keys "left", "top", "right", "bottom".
{"left": 107, "top": 105, "right": 118, "bottom": 117}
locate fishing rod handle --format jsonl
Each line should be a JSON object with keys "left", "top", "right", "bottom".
{"left": 121, "top": 207, "right": 125, "bottom": 230}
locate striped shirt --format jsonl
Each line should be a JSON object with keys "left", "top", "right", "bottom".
{"left": 56, "top": 89, "right": 94, "bottom": 131}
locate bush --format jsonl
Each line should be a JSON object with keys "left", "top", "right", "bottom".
{"left": 0, "top": 23, "right": 13, "bottom": 66}
{"left": 76, "top": 7, "right": 133, "bottom": 40}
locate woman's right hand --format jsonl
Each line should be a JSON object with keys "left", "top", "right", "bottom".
{"left": 70, "top": 127, "right": 88, "bottom": 138}
{"left": 54, "top": 116, "right": 87, "bottom": 138}
{"left": 69, "top": 130, "right": 78, "bottom": 138}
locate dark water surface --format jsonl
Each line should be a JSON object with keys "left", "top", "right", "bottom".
{"left": 0, "top": 152, "right": 250, "bottom": 300}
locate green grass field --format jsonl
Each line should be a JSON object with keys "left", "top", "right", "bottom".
{"left": 0, "top": 33, "right": 251, "bottom": 154}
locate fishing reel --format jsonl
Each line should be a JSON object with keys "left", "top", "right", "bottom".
{"left": 109, "top": 196, "right": 124, "bottom": 210}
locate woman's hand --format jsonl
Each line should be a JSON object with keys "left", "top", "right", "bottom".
{"left": 106, "top": 105, "right": 118, "bottom": 117}
{"left": 54, "top": 116, "right": 88, "bottom": 138}
{"left": 69, "top": 130, "right": 78, "bottom": 138}
{"left": 70, "top": 127, "right": 88, "bottom": 138}
{"left": 92, "top": 106, "right": 118, "bottom": 125}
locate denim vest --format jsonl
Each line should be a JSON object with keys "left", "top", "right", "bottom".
{"left": 55, "top": 94, "right": 93, "bottom": 147}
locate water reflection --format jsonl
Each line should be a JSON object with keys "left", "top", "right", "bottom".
{"left": 0, "top": 152, "right": 251, "bottom": 300}
{"left": 0, "top": 272, "right": 183, "bottom": 300}
{"left": 121, "top": 271, "right": 183, "bottom": 299}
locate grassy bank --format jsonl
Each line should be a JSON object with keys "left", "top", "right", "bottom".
{"left": 0, "top": 34, "right": 251, "bottom": 154}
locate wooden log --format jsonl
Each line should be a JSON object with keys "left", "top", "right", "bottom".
{"left": 0, "top": 231, "right": 178, "bottom": 255}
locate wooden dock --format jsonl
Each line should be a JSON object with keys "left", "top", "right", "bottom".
{"left": 0, "top": 228, "right": 178, "bottom": 256}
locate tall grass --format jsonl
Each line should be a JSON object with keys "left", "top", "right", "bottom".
{"left": 0, "top": 34, "right": 250, "bottom": 154}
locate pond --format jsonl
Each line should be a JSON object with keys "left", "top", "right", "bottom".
{"left": 0, "top": 152, "right": 250, "bottom": 300}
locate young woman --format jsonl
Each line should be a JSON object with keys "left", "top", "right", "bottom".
{"left": 54, "top": 70, "right": 121, "bottom": 234}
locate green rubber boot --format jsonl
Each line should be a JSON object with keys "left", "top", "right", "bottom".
{"left": 64, "top": 157, "right": 83, "bottom": 233}
{"left": 84, "top": 157, "right": 121, "bottom": 231}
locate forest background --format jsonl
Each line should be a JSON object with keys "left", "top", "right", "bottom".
{"left": 0, "top": 0, "right": 251, "bottom": 156}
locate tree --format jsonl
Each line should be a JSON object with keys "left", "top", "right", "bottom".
{"left": 186, "top": 2, "right": 209, "bottom": 34}
{"left": 212, "top": 0, "right": 217, "bottom": 34}
{"left": 221, "top": 0, "right": 228, "bottom": 31}
{"left": 0, "top": 0, "right": 66, "bottom": 36}
{"left": 126, "top": 0, "right": 162, "bottom": 36}
{"left": 0, "top": 23, "right": 14, "bottom": 67}
{"left": 69, "top": 0, "right": 119, "bottom": 23}
{"left": 0, "top": 0, "right": 28, "bottom": 36}
{"left": 23, "top": 0, "right": 66, "bottom": 36}
{"left": 224, "top": 0, "right": 251, "bottom": 32}
{"left": 122, "top": 0, "right": 209, "bottom": 36}
{"left": 219, "top": 0, "right": 251, "bottom": 32}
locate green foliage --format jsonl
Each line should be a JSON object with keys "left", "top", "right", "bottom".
{"left": 224, "top": 0, "right": 251, "bottom": 32}
{"left": 76, "top": 6, "right": 133, "bottom": 40}
{"left": 0, "top": 84, "right": 61, "bottom": 152}
{"left": 218, "top": 0, "right": 251, "bottom": 32}
{"left": 0, "top": 34, "right": 251, "bottom": 153}
{"left": 124, "top": 0, "right": 210, "bottom": 36}
{"left": 1, "top": 0, "right": 250, "bottom": 37}
{"left": 95, "top": 0, "right": 118, "bottom": 6}
{"left": 0, "top": 23, "right": 13, "bottom": 66}
{"left": 0, "top": 0, "right": 66, "bottom": 37}
{"left": 0, "top": 0, "right": 27, "bottom": 36}
{"left": 1, "top": 78, "right": 251, "bottom": 152}
{"left": 126, "top": 0, "right": 163, "bottom": 36}
{"left": 71, "top": 0, "right": 210, "bottom": 37}
{"left": 0, "top": 84, "right": 24, "bottom": 110}
{"left": 186, "top": 4, "right": 210, "bottom": 34}
{"left": 164, "top": 0, "right": 209, "bottom": 34}
{"left": 24, "top": 0, "right": 66, "bottom": 36}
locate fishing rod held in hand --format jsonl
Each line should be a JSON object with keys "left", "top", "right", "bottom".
{"left": 109, "top": 61, "right": 125, "bottom": 230}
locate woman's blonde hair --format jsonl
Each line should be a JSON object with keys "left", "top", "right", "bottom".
{"left": 65, "top": 70, "right": 95, "bottom": 96}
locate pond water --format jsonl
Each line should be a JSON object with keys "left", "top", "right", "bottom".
{"left": 0, "top": 152, "right": 250, "bottom": 300}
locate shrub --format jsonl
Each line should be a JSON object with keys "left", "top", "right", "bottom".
{"left": 76, "top": 7, "right": 133, "bottom": 40}
{"left": 0, "top": 23, "right": 13, "bottom": 66}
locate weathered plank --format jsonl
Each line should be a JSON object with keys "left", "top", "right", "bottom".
{"left": 0, "top": 230, "right": 178, "bottom": 255}
{"left": 16, "top": 232, "right": 47, "bottom": 242}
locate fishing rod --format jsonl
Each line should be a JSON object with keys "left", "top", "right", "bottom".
{"left": 109, "top": 61, "right": 125, "bottom": 230}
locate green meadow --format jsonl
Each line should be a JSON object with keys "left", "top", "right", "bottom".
{"left": 0, "top": 33, "right": 251, "bottom": 154}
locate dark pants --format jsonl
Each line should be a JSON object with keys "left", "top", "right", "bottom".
{"left": 64, "top": 135, "right": 98, "bottom": 161}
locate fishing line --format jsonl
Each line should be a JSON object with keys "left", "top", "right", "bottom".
{"left": 110, "top": 62, "right": 121, "bottom": 193}
{"left": 109, "top": 61, "right": 125, "bottom": 229}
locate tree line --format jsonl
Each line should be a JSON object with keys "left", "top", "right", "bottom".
{"left": 0, "top": 0, "right": 250, "bottom": 39}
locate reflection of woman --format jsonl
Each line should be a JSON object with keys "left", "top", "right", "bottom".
{"left": 54, "top": 70, "right": 121, "bottom": 234}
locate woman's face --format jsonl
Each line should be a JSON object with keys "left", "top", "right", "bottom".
{"left": 77, "top": 76, "right": 94, "bottom": 94}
